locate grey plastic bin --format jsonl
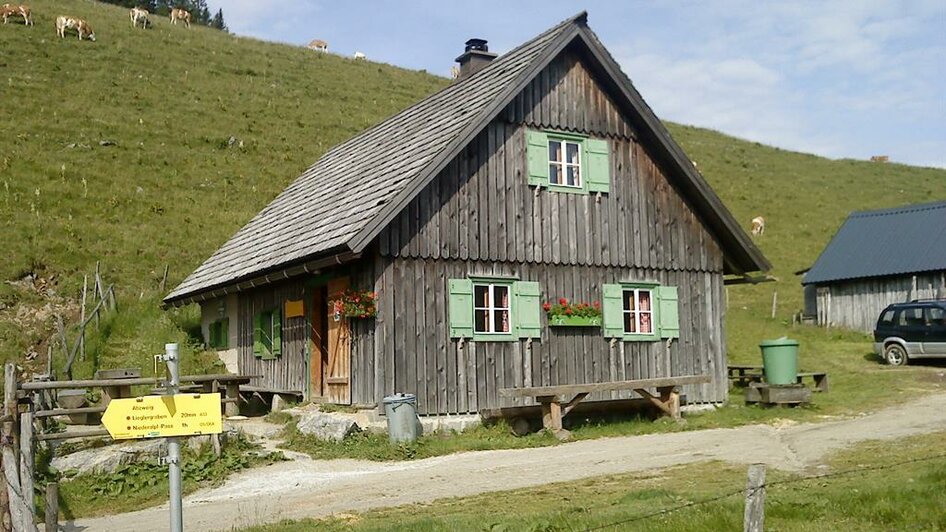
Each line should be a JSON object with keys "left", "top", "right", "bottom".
{"left": 382, "top": 393, "right": 420, "bottom": 443}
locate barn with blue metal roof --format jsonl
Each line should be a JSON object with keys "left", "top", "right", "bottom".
{"left": 802, "top": 200, "right": 946, "bottom": 332}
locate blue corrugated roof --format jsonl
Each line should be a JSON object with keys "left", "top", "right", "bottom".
{"left": 803, "top": 201, "right": 946, "bottom": 285}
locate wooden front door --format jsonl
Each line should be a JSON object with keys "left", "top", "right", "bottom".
{"left": 310, "top": 285, "right": 327, "bottom": 400}
{"left": 325, "top": 277, "right": 352, "bottom": 404}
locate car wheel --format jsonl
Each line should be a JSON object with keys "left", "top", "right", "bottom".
{"left": 884, "top": 344, "right": 908, "bottom": 366}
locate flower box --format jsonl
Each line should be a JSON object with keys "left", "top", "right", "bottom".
{"left": 549, "top": 315, "right": 602, "bottom": 327}
{"left": 330, "top": 289, "right": 377, "bottom": 320}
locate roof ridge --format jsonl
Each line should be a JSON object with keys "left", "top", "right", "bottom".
{"left": 851, "top": 200, "right": 946, "bottom": 218}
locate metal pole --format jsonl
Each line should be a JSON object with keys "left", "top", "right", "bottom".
{"left": 165, "top": 343, "right": 183, "bottom": 532}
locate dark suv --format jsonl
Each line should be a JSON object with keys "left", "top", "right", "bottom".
{"left": 873, "top": 300, "right": 946, "bottom": 366}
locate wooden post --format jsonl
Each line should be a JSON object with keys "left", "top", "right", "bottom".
{"left": 160, "top": 264, "right": 170, "bottom": 292}
{"left": 19, "top": 412, "right": 33, "bottom": 523}
{"left": 79, "top": 275, "right": 87, "bottom": 362}
{"left": 44, "top": 483, "right": 57, "bottom": 532}
{"left": 770, "top": 291, "right": 778, "bottom": 319}
{"left": 224, "top": 383, "right": 241, "bottom": 417}
{"left": 3, "top": 364, "right": 19, "bottom": 466}
{"left": 743, "top": 463, "right": 765, "bottom": 532}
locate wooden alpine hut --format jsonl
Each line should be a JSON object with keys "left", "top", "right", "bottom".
{"left": 164, "top": 12, "right": 770, "bottom": 421}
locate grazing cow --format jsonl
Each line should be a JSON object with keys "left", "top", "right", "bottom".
{"left": 56, "top": 15, "right": 95, "bottom": 41}
{"left": 751, "top": 216, "right": 765, "bottom": 236}
{"left": 169, "top": 8, "right": 190, "bottom": 28}
{"left": 307, "top": 39, "right": 328, "bottom": 52}
{"left": 1, "top": 4, "right": 32, "bottom": 25}
{"left": 353, "top": 51, "right": 367, "bottom": 60}
{"left": 870, "top": 155, "right": 889, "bottom": 163}
{"left": 130, "top": 7, "right": 149, "bottom": 29}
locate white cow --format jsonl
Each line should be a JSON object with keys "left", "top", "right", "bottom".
{"left": 353, "top": 51, "right": 366, "bottom": 60}
{"left": 751, "top": 216, "right": 765, "bottom": 236}
{"left": 130, "top": 7, "right": 149, "bottom": 29}
{"left": 170, "top": 7, "right": 190, "bottom": 28}
{"left": 56, "top": 15, "right": 95, "bottom": 41}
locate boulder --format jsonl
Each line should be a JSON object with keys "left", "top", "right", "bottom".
{"left": 52, "top": 439, "right": 165, "bottom": 476}
{"left": 296, "top": 411, "right": 360, "bottom": 442}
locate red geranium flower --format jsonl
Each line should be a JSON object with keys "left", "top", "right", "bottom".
{"left": 542, "top": 302, "right": 552, "bottom": 312}
{"left": 558, "top": 297, "right": 568, "bottom": 305}
{"left": 564, "top": 308, "right": 573, "bottom": 315}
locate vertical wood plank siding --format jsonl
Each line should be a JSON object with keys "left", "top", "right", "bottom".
{"left": 366, "top": 257, "right": 727, "bottom": 413}
{"left": 815, "top": 271, "right": 946, "bottom": 333}
{"left": 237, "top": 279, "right": 308, "bottom": 394}
{"left": 367, "top": 50, "right": 728, "bottom": 413}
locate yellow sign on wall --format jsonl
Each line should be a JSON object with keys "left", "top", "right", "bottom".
{"left": 285, "top": 299, "right": 305, "bottom": 318}
{"left": 101, "top": 394, "right": 222, "bottom": 440}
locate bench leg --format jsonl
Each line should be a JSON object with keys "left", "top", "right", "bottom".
{"left": 636, "top": 387, "right": 681, "bottom": 420}
{"left": 538, "top": 396, "right": 563, "bottom": 432}
{"left": 224, "top": 383, "right": 241, "bottom": 417}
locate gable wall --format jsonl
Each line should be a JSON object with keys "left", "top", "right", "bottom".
{"left": 378, "top": 49, "right": 724, "bottom": 273}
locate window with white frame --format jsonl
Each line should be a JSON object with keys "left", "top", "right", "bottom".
{"left": 548, "top": 138, "right": 582, "bottom": 188}
{"left": 473, "top": 283, "right": 511, "bottom": 334}
{"left": 622, "top": 288, "right": 654, "bottom": 335}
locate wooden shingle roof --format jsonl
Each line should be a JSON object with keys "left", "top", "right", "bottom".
{"left": 166, "top": 12, "right": 768, "bottom": 305}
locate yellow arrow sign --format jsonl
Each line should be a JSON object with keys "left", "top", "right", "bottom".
{"left": 102, "top": 393, "right": 223, "bottom": 440}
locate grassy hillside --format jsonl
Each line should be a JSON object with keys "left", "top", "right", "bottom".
{"left": 0, "top": 0, "right": 446, "bottom": 371}
{"left": 2, "top": 0, "right": 945, "bottom": 376}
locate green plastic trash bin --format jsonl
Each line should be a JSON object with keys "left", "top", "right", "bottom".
{"left": 382, "top": 393, "right": 419, "bottom": 443}
{"left": 760, "top": 337, "right": 799, "bottom": 385}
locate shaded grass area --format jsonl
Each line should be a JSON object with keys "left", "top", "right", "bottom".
{"left": 54, "top": 435, "right": 286, "bottom": 519}
{"left": 248, "top": 431, "right": 946, "bottom": 531}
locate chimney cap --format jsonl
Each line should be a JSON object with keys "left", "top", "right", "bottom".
{"left": 465, "top": 38, "right": 489, "bottom": 52}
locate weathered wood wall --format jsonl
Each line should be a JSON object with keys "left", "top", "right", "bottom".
{"left": 378, "top": 49, "right": 725, "bottom": 272}
{"left": 237, "top": 279, "right": 308, "bottom": 394}
{"left": 356, "top": 50, "right": 730, "bottom": 413}
{"left": 351, "top": 257, "right": 727, "bottom": 414}
{"left": 814, "top": 271, "right": 946, "bottom": 332}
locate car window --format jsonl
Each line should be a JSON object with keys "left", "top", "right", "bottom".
{"left": 929, "top": 307, "right": 946, "bottom": 327}
{"left": 879, "top": 309, "right": 895, "bottom": 325}
{"left": 898, "top": 307, "right": 926, "bottom": 327}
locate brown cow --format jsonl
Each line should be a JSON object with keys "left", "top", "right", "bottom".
{"left": 1, "top": 4, "right": 32, "bottom": 25}
{"left": 307, "top": 39, "right": 328, "bottom": 52}
{"left": 170, "top": 8, "right": 191, "bottom": 28}
{"left": 56, "top": 15, "right": 95, "bottom": 41}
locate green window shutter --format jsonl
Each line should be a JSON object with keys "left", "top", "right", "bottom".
{"left": 208, "top": 321, "right": 217, "bottom": 349}
{"left": 448, "top": 279, "right": 474, "bottom": 338}
{"left": 657, "top": 286, "right": 680, "bottom": 339}
{"left": 602, "top": 284, "right": 624, "bottom": 338}
{"left": 584, "top": 138, "right": 610, "bottom": 193}
{"left": 220, "top": 317, "right": 229, "bottom": 349}
{"left": 513, "top": 281, "right": 542, "bottom": 339}
{"left": 271, "top": 309, "right": 282, "bottom": 358}
{"left": 526, "top": 130, "right": 550, "bottom": 186}
{"left": 253, "top": 313, "right": 263, "bottom": 358}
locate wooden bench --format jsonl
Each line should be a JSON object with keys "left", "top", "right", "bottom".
{"left": 499, "top": 375, "right": 712, "bottom": 435}
{"left": 727, "top": 366, "right": 829, "bottom": 393}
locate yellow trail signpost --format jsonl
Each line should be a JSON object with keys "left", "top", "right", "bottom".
{"left": 101, "top": 393, "right": 223, "bottom": 440}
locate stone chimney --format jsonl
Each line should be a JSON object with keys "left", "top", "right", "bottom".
{"left": 455, "top": 38, "right": 498, "bottom": 79}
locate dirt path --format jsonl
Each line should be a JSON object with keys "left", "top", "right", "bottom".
{"left": 70, "top": 393, "right": 946, "bottom": 531}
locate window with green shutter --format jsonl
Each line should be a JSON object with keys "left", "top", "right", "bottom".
{"left": 525, "top": 129, "right": 610, "bottom": 194}
{"left": 449, "top": 278, "right": 543, "bottom": 341}
{"left": 209, "top": 318, "right": 229, "bottom": 350}
{"left": 602, "top": 283, "right": 679, "bottom": 341}
{"left": 253, "top": 309, "right": 282, "bottom": 360}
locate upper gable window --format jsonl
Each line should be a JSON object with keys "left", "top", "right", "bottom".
{"left": 549, "top": 138, "right": 582, "bottom": 188}
{"left": 527, "top": 129, "right": 610, "bottom": 194}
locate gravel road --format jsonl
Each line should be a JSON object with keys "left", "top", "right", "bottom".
{"left": 69, "top": 392, "right": 946, "bottom": 531}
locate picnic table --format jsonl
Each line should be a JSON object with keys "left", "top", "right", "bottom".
{"left": 726, "top": 365, "right": 829, "bottom": 392}
{"left": 499, "top": 375, "right": 711, "bottom": 436}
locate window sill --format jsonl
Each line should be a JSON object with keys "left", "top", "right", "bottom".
{"left": 472, "top": 334, "right": 517, "bottom": 343}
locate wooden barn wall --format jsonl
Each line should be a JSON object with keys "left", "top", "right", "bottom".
{"left": 817, "top": 271, "right": 946, "bottom": 333}
{"left": 367, "top": 257, "right": 727, "bottom": 415}
{"left": 237, "top": 279, "right": 308, "bottom": 394}
{"left": 378, "top": 49, "right": 725, "bottom": 274}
